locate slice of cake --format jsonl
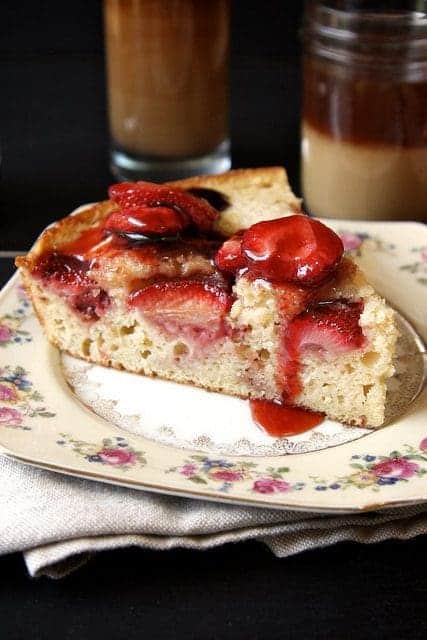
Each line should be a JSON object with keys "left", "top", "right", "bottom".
{"left": 16, "top": 167, "right": 397, "bottom": 428}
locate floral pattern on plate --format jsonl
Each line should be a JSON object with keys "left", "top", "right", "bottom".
{"left": 339, "top": 231, "right": 427, "bottom": 287}
{"left": 399, "top": 246, "right": 427, "bottom": 286}
{"left": 0, "top": 284, "right": 33, "bottom": 347}
{"left": 311, "top": 441, "right": 427, "bottom": 492}
{"left": 56, "top": 434, "right": 146, "bottom": 471}
{"left": 166, "top": 456, "right": 304, "bottom": 494}
{"left": 166, "top": 439, "right": 427, "bottom": 494}
{"left": 339, "top": 231, "right": 396, "bottom": 256}
{"left": 0, "top": 365, "right": 55, "bottom": 430}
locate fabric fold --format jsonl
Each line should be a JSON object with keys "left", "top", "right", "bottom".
{"left": 0, "top": 455, "right": 425, "bottom": 578}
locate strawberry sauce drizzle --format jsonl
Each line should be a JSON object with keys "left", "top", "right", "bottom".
{"left": 59, "top": 226, "right": 108, "bottom": 260}
{"left": 250, "top": 399, "right": 324, "bottom": 437}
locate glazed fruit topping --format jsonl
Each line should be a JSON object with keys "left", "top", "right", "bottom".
{"left": 280, "top": 299, "right": 365, "bottom": 400}
{"left": 32, "top": 253, "right": 110, "bottom": 321}
{"left": 240, "top": 215, "right": 344, "bottom": 286}
{"left": 129, "top": 278, "right": 232, "bottom": 346}
{"left": 214, "top": 232, "right": 246, "bottom": 274}
{"left": 103, "top": 206, "right": 190, "bottom": 239}
{"left": 108, "top": 181, "right": 218, "bottom": 233}
{"left": 33, "top": 253, "right": 92, "bottom": 292}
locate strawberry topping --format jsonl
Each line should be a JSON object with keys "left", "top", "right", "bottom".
{"left": 280, "top": 299, "right": 365, "bottom": 400}
{"left": 241, "top": 215, "right": 343, "bottom": 286}
{"left": 32, "top": 253, "right": 110, "bottom": 321}
{"left": 129, "top": 278, "right": 232, "bottom": 346}
{"left": 108, "top": 181, "right": 218, "bottom": 232}
{"left": 32, "top": 253, "right": 92, "bottom": 292}
{"left": 214, "top": 232, "right": 246, "bottom": 274}
{"left": 103, "top": 206, "right": 190, "bottom": 238}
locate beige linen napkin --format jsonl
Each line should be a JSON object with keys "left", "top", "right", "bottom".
{"left": 0, "top": 454, "right": 426, "bottom": 579}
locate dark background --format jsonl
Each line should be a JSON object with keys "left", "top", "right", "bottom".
{"left": 0, "top": 0, "right": 302, "bottom": 251}
{"left": 0, "top": 2, "right": 426, "bottom": 638}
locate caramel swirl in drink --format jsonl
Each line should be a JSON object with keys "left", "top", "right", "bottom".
{"left": 104, "top": 0, "right": 229, "bottom": 159}
{"left": 301, "top": 3, "right": 427, "bottom": 221}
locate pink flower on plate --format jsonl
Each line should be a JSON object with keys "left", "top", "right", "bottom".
{"left": 339, "top": 232, "right": 363, "bottom": 251}
{"left": 0, "top": 325, "right": 11, "bottom": 343}
{"left": 253, "top": 478, "right": 291, "bottom": 494}
{"left": 420, "top": 437, "right": 427, "bottom": 452}
{"left": 0, "top": 384, "right": 17, "bottom": 401}
{"left": 210, "top": 469, "right": 244, "bottom": 482}
{"left": 98, "top": 448, "right": 137, "bottom": 466}
{"left": 371, "top": 457, "right": 419, "bottom": 479}
{"left": 181, "top": 463, "right": 198, "bottom": 477}
{"left": 421, "top": 249, "right": 427, "bottom": 263}
{"left": 0, "top": 406, "right": 23, "bottom": 425}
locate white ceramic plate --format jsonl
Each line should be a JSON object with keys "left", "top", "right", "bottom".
{"left": 0, "top": 218, "right": 426, "bottom": 513}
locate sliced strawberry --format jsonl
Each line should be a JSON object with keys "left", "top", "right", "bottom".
{"left": 286, "top": 300, "right": 365, "bottom": 355}
{"left": 214, "top": 232, "right": 246, "bottom": 274}
{"left": 103, "top": 206, "right": 190, "bottom": 238}
{"left": 108, "top": 181, "right": 218, "bottom": 232}
{"left": 279, "top": 299, "right": 365, "bottom": 400}
{"left": 129, "top": 279, "right": 232, "bottom": 346}
{"left": 32, "top": 253, "right": 110, "bottom": 321}
{"left": 242, "top": 215, "right": 344, "bottom": 287}
{"left": 109, "top": 182, "right": 149, "bottom": 209}
{"left": 32, "top": 253, "right": 92, "bottom": 293}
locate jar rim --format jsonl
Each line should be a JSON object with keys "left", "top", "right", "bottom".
{"left": 303, "top": 1, "right": 427, "bottom": 65}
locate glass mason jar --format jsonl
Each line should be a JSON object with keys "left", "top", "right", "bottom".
{"left": 301, "top": 1, "right": 427, "bottom": 220}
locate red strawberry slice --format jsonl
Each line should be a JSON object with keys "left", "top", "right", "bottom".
{"left": 108, "top": 181, "right": 218, "bottom": 232}
{"left": 32, "top": 253, "right": 92, "bottom": 293}
{"left": 109, "top": 182, "right": 150, "bottom": 209}
{"left": 287, "top": 300, "right": 365, "bottom": 355}
{"left": 129, "top": 279, "right": 232, "bottom": 346}
{"left": 32, "top": 253, "right": 110, "bottom": 321}
{"left": 279, "top": 299, "right": 365, "bottom": 400}
{"left": 214, "top": 233, "right": 246, "bottom": 274}
{"left": 242, "top": 215, "right": 343, "bottom": 286}
{"left": 103, "top": 206, "right": 190, "bottom": 238}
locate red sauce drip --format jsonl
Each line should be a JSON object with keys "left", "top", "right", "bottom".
{"left": 60, "top": 226, "right": 114, "bottom": 260}
{"left": 250, "top": 399, "right": 324, "bottom": 437}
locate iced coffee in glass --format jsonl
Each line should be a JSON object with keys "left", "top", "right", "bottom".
{"left": 104, "top": 0, "right": 230, "bottom": 181}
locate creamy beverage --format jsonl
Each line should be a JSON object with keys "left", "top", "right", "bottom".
{"left": 302, "top": 4, "right": 427, "bottom": 222}
{"left": 302, "top": 64, "right": 427, "bottom": 221}
{"left": 104, "top": 0, "right": 230, "bottom": 179}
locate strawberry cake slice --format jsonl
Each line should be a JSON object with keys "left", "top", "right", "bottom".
{"left": 16, "top": 168, "right": 397, "bottom": 429}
